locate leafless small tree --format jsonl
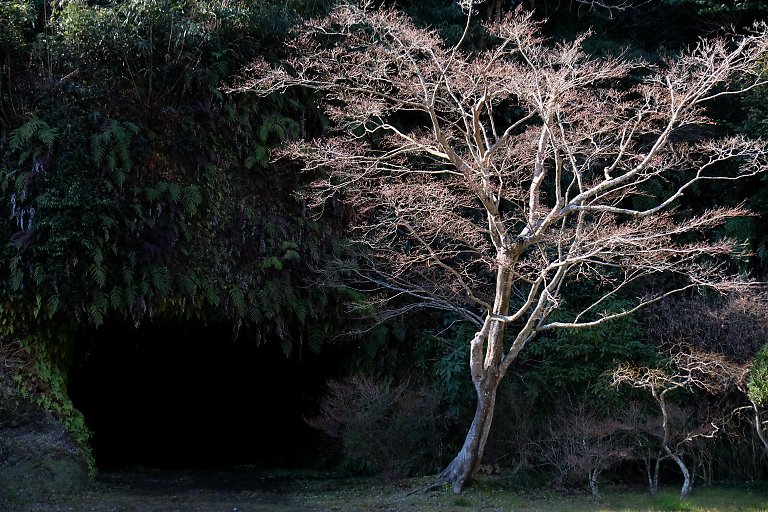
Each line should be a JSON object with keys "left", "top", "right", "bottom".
{"left": 536, "top": 402, "right": 630, "bottom": 496}
{"left": 641, "top": 293, "right": 768, "bottom": 463}
{"left": 612, "top": 349, "right": 747, "bottom": 498}
{"left": 234, "top": 1, "right": 768, "bottom": 492}
{"left": 748, "top": 394, "right": 768, "bottom": 457}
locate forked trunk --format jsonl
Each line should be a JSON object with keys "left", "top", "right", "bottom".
{"left": 437, "top": 258, "right": 512, "bottom": 493}
{"left": 438, "top": 376, "right": 499, "bottom": 493}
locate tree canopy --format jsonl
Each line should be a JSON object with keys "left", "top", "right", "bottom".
{"left": 241, "top": 1, "right": 768, "bottom": 490}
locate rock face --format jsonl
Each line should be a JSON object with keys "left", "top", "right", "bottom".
{"left": 0, "top": 386, "right": 91, "bottom": 506}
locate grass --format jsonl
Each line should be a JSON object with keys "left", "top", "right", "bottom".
{"left": 289, "top": 475, "right": 768, "bottom": 512}
{"left": 15, "top": 468, "right": 768, "bottom": 512}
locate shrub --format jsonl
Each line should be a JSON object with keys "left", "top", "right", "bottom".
{"left": 306, "top": 375, "right": 443, "bottom": 478}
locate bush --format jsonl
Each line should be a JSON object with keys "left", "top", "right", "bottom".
{"left": 748, "top": 343, "right": 768, "bottom": 407}
{"left": 306, "top": 375, "right": 443, "bottom": 478}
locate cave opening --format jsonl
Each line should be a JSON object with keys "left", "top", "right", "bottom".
{"left": 67, "top": 320, "right": 337, "bottom": 471}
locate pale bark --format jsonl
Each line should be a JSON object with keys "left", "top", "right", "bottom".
{"left": 659, "top": 391, "right": 692, "bottom": 499}
{"left": 613, "top": 351, "right": 745, "bottom": 499}
{"left": 752, "top": 402, "right": 768, "bottom": 455}
{"left": 650, "top": 456, "right": 660, "bottom": 496}
{"left": 438, "top": 373, "right": 499, "bottom": 492}
{"left": 237, "top": 2, "right": 768, "bottom": 492}
{"left": 588, "top": 468, "right": 600, "bottom": 497}
{"left": 665, "top": 444, "right": 692, "bottom": 499}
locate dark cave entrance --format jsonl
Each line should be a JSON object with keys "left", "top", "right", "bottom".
{"left": 67, "top": 320, "right": 335, "bottom": 470}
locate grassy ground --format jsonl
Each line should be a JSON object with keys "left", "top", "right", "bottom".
{"left": 9, "top": 469, "right": 768, "bottom": 512}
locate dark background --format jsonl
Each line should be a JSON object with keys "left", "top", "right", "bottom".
{"left": 68, "top": 322, "right": 333, "bottom": 469}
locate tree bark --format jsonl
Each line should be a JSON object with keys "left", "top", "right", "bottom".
{"left": 438, "top": 374, "right": 500, "bottom": 493}
{"left": 753, "top": 402, "right": 768, "bottom": 456}
{"left": 665, "top": 445, "right": 692, "bottom": 499}
{"left": 651, "top": 457, "right": 660, "bottom": 496}
{"left": 588, "top": 468, "right": 600, "bottom": 497}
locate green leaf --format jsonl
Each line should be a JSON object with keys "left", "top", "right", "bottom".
{"left": 183, "top": 185, "right": 202, "bottom": 215}
{"left": 47, "top": 295, "right": 60, "bottom": 316}
{"left": 228, "top": 285, "right": 245, "bottom": 316}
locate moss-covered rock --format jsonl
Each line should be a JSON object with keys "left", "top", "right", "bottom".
{"left": 0, "top": 399, "right": 91, "bottom": 505}
{"left": 0, "top": 369, "right": 90, "bottom": 506}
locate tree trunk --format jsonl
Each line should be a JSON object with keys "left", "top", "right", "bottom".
{"left": 588, "top": 468, "right": 600, "bottom": 497}
{"left": 665, "top": 445, "right": 692, "bottom": 499}
{"left": 438, "top": 375, "right": 500, "bottom": 493}
{"left": 753, "top": 402, "right": 768, "bottom": 456}
{"left": 437, "top": 257, "right": 513, "bottom": 493}
{"left": 645, "top": 453, "right": 660, "bottom": 496}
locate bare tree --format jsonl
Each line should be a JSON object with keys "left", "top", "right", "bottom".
{"left": 234, "top": 1, "right": 768, "bottom": 492}
{"left": 612, "top": 349, "right": 747, "bottom": 498}
{"left": 641, "top": 294, "right": 768, "bottom": 462}
{"left": 536, "top": 402, "right": 630, "bottom": 496}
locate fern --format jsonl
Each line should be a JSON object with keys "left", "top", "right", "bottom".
{"left": 122, "top": 267, "right": 134, "bottom": 285}
{"left": 228, "top": 285, "right": 246, "bottom": 316}
{"left": 307, "top": 324, "right": 325, "bottom": 354}
{"left": 88, "top": 249, "right": 106, "bottom": 288}
{"left": 90, "top": 130, "right": 105, "bottom": 165}
{"left": 279, "top": 328, "right": 293, "bottom": 357}
{"left": 9, "top": 115, "right": 58, "bottom": 160}
{"left": 109, "top": 286, "right": 125, "bottom": 310}
{"left": 177, "top": 273, "right": 197, "bottom": 297}
{"left": 260, "top": 256, "right": 283, "bottom": 271}
{"left": 183, "top": 185, "right": 202, "bottom": 215}
{"left": 259, "top": 280, "right": 276, "bottom": 317}
{"left": 145, "top": 186, "right": 161, "bottom": 202}
{"left": 248, "top": 303, "right": 262, "bottom": 323}
{"left": 47, "top": 294, "right": 60, "bottom": 316}
{"left": 200, "top": 276, "right": 220, "bottom": 306}
{"left": 293, "top": 298, "right": 308, "bottom": 324}
{"left": 168, "top": 182, "right": 182, "bottom": 202}
{"left": 32, "top": 265, "right": 46, "bottom": 286}
{"left": 9, "top": 255, "right": 23, "bottom": 291}
{"left": 125, "top": 285, "right": 138, "bottom": 309}
{"left": 88, "top": 293, "right": 109, "bottom": 326}
{"left": 90, "top": 120, "right": 138, "bottom": 188}
{"left": 149, "top": 265, "right": 171, "bottom": 295}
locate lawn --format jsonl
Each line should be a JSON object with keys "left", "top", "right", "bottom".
{"left": 10, "top": 469, "right": 768, "bottom": 512}
{"left": 313, "top": 476, "right": 767, "bottom": 512}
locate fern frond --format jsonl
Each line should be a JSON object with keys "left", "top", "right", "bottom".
{"left": 228, "top": 285, "right": 245, "bottom": 316}
{"left": 91, "top": 135, "right": 105, "bottom": 165}
{"left": 183, "top": 185, "right": 202, "bottom": 215}
{"left": 307, "top": 325, "right": 325, "bottom": 354}
{"left": 47, "top": 294, "right": 60, "bottom": 316}
{"left": 9, "top": 115, "right": 47, "bottom": 150}
{"left": 150, "top": 265, "right": 170, "bottom": 295}
{"left": 201, "top": 276, "right": 220, "bottom": 306}
{"left": 110, "top": 286, "right": 125, "bottom": 310}
{"left": 9, "top": 256, "right": 23, "bottom": 291}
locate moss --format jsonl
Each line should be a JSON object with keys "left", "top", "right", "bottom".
{"left": 0, "top": 337, "right": 92, "bottom": 506}
{"left": 0, "top": 395, "right": 91, "bottom": 506}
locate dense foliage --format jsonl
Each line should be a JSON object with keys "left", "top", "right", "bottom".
{"left": 0, "top": 0, "right": 346, "bottom": 349}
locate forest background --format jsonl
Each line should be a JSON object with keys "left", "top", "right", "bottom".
{"left": 3, "top": 0, "right": 768, "bottom": 499}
